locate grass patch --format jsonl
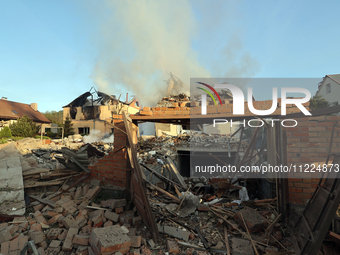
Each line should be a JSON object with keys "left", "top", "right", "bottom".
{"left": 34, "top": 135, "right": 50, "bottom": 139}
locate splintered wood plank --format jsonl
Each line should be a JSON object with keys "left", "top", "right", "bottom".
{"left": 123, "top": 111, "right": 159, "bottom": 241}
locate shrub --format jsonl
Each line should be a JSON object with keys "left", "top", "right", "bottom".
{"left": 10, "top": 115, "right": 39, "bottom": 137}
{"left": 0, "top": 126, "right": 12, "bottom": 138}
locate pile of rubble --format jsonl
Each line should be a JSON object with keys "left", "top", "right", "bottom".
{"left": 143, "top": 172, "right": 291, "bottom": 254}
{"left": 16, "top": 135, "right": 113, "bottom": 155}
{"left": 157, "top": 93, "right": 190, "bottom": 108}
{"left": 0, "top": 178, "right": 290, "bottom": 255}
{"left": 0, "top": 181, "right": 147, "bottom": 255}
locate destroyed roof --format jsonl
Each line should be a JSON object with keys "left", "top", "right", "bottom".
{"left": 0, "top": 99, "right": 51, "bottom": 123}
{"left": 63, "top": 91, "right": 92, "bottom": 108}
{"left": 63, "top": 90, "right": 138, "bottom": 108}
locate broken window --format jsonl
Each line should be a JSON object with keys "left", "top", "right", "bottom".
{"left": 78, "top": 127, "right": 90, "bottom": 135}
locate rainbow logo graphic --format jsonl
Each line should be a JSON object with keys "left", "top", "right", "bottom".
{"left": 196, "top": 82, "right": 223, "bottom": 106}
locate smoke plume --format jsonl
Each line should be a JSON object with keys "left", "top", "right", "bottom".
{"left": 89, "top": 1, "right": 260, "bottom": 106}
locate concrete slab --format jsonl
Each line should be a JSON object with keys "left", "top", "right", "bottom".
{"left": 157, "top": 224, "right": 190, "bottom": 241}
{"left": 0, "top": 144, "right": 25, "bottom": 215}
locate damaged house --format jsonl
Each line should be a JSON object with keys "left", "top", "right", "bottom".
{"left": 0, "top": 97, "right": 51, "bottom": 131}
{"left": 316, "top": 74, "right": 340, "bottom": 106}
{"left": 62, "top": 89, "right": 141, "bottom": 135}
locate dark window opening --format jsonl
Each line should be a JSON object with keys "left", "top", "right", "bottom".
{"left": 78, "top": 127, "right": 90, "bottom": 135}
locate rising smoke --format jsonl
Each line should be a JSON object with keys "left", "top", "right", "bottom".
{"left": 89, "top": 0, "right": 260, "bottom": 106}
{"left": 83, "top": 130, "right": 114, "bottom": 144}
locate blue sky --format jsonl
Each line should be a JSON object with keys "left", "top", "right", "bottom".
{"left": 0, "top": 0, "right": 339, "bottom": 112}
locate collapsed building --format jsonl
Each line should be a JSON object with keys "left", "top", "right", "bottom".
{"left": 2, "top": 83, "right": 340, "bottom": 254}
{"left": 63, "top": 88, "right": 141, "bottom": 135}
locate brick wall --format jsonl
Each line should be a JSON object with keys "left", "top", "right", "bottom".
{"left": 286, "top": 115, "right": 340, "bottom": 204}
{"left": 135, "top": 99, "right": 306, "bottom": 117}
{"left": 88, "top": 122, "right": 128, "bottom": 188}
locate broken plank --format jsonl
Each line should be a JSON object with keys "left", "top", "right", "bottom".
{"left": 24, "top": 180, "right": 65, "bottom": 188}
{"left": 22, "top": 168, "right": 50, "bottom": 176}
{"left": 329, "top": 231, "right": 340, "bottom": 246}
{"left": 28, "top": 195, "right": 57, "bottom": 208}
{"left": 141, "top": 163, "right": 187, "bottom": 191}
{"left": 166, "top": 157, "right": 187, "bottom": 189}
{"left": 224, "top": 226, "right": 231, "bottom": 255}
{"left": 147, "top": 182, "right": 180, "bottom": 203}
{"left": 240, "top": 212, "right": 259, "bottom": 255}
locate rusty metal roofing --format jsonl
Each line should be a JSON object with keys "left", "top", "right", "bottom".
{"left": 0, "top": 99, "right": 51, "bottom": 123}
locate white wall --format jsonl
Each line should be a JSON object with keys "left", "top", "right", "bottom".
{"left": 316, "top": 77, "right": 340, "bottom": 105}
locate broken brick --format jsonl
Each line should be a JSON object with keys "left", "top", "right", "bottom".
{"left": 85, "top": 186, "right": 101, "bottom": 200}
{"left": 1, "top": 241, "right": 9, "bottom": 255}
{"left": 58, "top": 229, "right": 68, "bottom": 240}
{"left": 7, "top": 224, "right": 19, "bottom": 235}
{"left": 33, "top": 203, "right": 44, "bottom": 212}
{"left": 132, "top": 216, "right": 142, "bottom": 226}
{"left": 89, "top": 209, "right": 105, "bottom": 226}
{"left": 80, "top": 225, "right": 92, "bottom": 236}
{"left": 0, "top": 229, "right": 12, "bottom": 243}
{"left": 76, "top": 216, "right": 88, "bottom": 228}
{"left": 105, "top": 210, "right": 120, "bottom": 223}
{"left": 115, "top": 207, "right": 124, "bottom": 214}
{"left": 37, "top": 247, "right": 46, "bottom": 255}
{"left": 235, "top": 206, "right": 268, "bottom": 233}
{"left": 62, "top": 227, "right": 78, "bottom": 251}
{"left": 76, "top": 245, "right": 89, "bottom": 255}
{"left": 62, "top": 215, "right": 79, "bottom": 229}
{"left": 73, "top": 235, "right": 89, "bottom": 246}
{"left": 48, "top": 214, "right": 63, "bottom": 225}
{"left": 104, "top": 220, "right": 113, "bottom": 227}
{"left": 29, "top": 231, "right": 44, "bottom": 244}
{"left": 49, "top": 240, "right": 61, "bottom": 248}
{"left": 38, "top": 240, "right": 48, "bottom": 249}
{"left": 167, "top": 240, "right": 179, "bottom": 254}
{"left": 47, "top": 228, "right": 63, "bottom": 240}
{"left": 127, "top": 228, "right": 137, "bottom": 236}
{"left": 90, "top": 225, "right": 131, "bottom": 254}
{"left": 130, "top": 236, "right": 142, "bottom": 248}
{"left": 30, "top": 223, "right": 42, "bottom": 231}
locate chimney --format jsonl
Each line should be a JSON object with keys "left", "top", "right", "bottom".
{"left": 31, "top": 103, "right": 38, "bottom": 111}
{"left": 126, "top": 93, "right": 128, "bottom": 103}
{"left": 1, "top": 97, "right": 7, "bottom": 100}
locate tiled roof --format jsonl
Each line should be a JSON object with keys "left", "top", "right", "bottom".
{"left": 0, "top": 99, "right": 51, "bottom": 123}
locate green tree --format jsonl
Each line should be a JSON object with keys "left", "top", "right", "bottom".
{"left": 10, "top": 115, "right": 39, "bottom": 137}
{"left": 43, "top": 110, "right": 63, "bottom": 125}
{"left": 63, "top": 115, "right": 75, "bottom": 137}
{"left": 309, "top": 95, "right": 330, "bottom": 111}
{"left": 0, "top": 126, "right": 12, "bottom": 138}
